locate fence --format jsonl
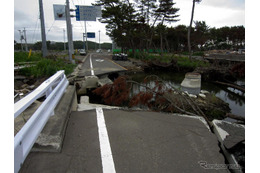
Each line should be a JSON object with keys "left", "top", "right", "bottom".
{"left": 14, "top": 70, "right": 68, "bottom": 173}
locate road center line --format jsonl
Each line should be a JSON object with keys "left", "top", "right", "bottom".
{"left": 96, "top": 108, "right": 116, "bottom": 173}
{"left": 89, "top": 54, "right": 95, "bottom": 76}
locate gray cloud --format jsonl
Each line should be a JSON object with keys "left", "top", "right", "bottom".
{"left": 202, "top": 0, "right": 245, "bottom": 10}
{"left": 14, "top": 0, "right": 244, "bottom": 44}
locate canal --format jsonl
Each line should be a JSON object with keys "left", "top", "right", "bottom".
{"left": 128, "top": 71, "right": 245, "bottom": 121}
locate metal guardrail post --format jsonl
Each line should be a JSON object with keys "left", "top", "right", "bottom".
{"left": 14, "top": 70, "right": 69, "bottom": 173}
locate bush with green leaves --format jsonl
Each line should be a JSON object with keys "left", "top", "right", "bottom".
{"left": 14, "top": 52, "right": 42, "bottom": 63}
{"left": 19, "top": 58, "right": 76, "bottom": 78}
{"left": 175, "top": 56, "right": 209, "bottom": 70}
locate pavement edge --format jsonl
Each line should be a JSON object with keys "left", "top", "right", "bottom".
{"left": 31, "top": 85, "right": 77, "bottom": 152}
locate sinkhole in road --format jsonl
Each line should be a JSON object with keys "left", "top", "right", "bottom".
{"left": 77, "top": 72, "right": 120, "bottom": 104}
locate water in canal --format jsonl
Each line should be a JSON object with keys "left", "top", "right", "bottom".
{"left": 128, "top": 71, "right": 245, "bottom": 121}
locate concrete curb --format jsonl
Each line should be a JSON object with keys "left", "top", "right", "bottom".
{"left": 31, "top": 85, "right": 77, "bottom": 152}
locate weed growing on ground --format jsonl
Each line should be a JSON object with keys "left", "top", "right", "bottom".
{"left": 14, "top": 52, "right": 42, "bottom": 63}
{"left": 175, "top": 56, "right": 209, "bottom": 70}
{"left": 16, "top": 52, "right": 76, "bottom": 78}
{"left": 129, "top": 52, "right": 209, "bottom": 71}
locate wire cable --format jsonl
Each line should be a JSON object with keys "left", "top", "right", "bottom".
{"left": 31, "top": 12, "right": 40, "bottom": 43}
{"left": 46, "top": 20, "right": 56, "bottom": 36}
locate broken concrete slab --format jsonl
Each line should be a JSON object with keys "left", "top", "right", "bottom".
{"left": 77, "top": 76, "right": 99, "bottom": 95}
{"left": 98, "top": 76, "right": 113, "bottom": 86}
{"left": 78, "top": 96, "right": 119, "bottom": 111}
{"left": 213, "top": 120, "right": 245, "bottom": 149}
{"left": 212, "top": 120, "right": 244, "bottom": 173}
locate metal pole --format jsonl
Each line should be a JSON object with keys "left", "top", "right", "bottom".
{"left": 18, "top": 30, "right": 23, "bottom": 51}
{"left": 84, "top": 21, "right": 88, "bottom": 52}
{"left": 82, "top": 33, "right": 85, "bottom": 49}
{"left": 39, "top": 0, "right": 48, "bottom": 57}
{"left": 95, "top": 34, "right": 97, "bottom": 51}
{"left": 63, "top": 29, "right": 66, "bottom": 51}
{"left": 99, "top": 30, "right": 101, "bottom": 49}
{"left": 23, "top": 27, "right": 28, "bottom": 52}
{"left": 112, "top": 38, "right": 114, "bottom": 51}
{"left": 65, "top": 0, "right": 74, "bottom": 63}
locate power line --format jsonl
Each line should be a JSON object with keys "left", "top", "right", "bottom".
{"left": 46, "top": 20, "right": 56, "bottom": 36}
{"left": 31, "top": 12, "right": 40, "bottom": 43}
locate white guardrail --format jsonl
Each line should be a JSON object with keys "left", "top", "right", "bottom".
{"left": 14, "top": 70, "right": 69, "bottom": 173}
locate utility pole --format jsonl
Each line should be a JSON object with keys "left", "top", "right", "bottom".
{"left": 65, "top": 0, "right": 74, "bottom": 63}
{"left": 18, "top": 30, "right": 24, "bottom": 51}
{"left": 63, "top": 29, "right": 66, "bottom": 51}
{"left": 39, "top": 0, "right": 48, "bottom": 57}
{"left": 23, "top": 27, "right": 28, "bottom": 52}
{"left": 99, "top": 30, "right": 101, "bottom": 49}
{"left": 111, "top": 37, "right": 114, "bottom": 51}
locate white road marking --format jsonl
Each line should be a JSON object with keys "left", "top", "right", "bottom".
{"left": 96, "top": 107, "right": 116, "bottom": 173}
{"left": 90, "top": 54, "right": 95, "bottom": 76}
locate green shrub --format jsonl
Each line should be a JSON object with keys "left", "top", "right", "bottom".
{"left": 193, "top": 51, "right": 205, "bottom": 56}
{"left": 128, "top": 51, "right": 154, "bottom": 60}
{"left": 176, "top": 56, "right": 209, "bottom": 70}
{"left": 14, "top": 52, "right": 42, "bottom": 63}
{"left": 129, "top": 52, "right": 209, "bottom": 70}
{"left": 19, "top": 58, "right": 76, "bottom": 78}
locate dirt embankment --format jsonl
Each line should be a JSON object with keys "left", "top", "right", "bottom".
{"left": 117, "top": 54, "right": 245, "bottom": 83}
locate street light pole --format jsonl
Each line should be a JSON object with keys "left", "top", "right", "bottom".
{"left": 99, "top": 30, "right": 101, "bottom": 50}
{"left": 18, "top": 30, "right": 23, "bottom": 51}
{"left": 63, "top": 29, "right": 66, "bottom": 51}
{"left": 23, "top": 27, "right": 28, "bottom": 52}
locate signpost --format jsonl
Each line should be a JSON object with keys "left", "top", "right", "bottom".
{"left": 53, "top": 4, "right": 66, "bottom": 21}
{"left": 87, "top": 32, "right": 95, "bottom": 38}
{"left": 75, "top": 5, "right": 101, "bottom": 52}
{"left": 53, "top": 3, "right": 74, "bottom": 63}
{"left": 52, "top": 4, "right": 101, "bottom": 55}
{"left": 75, "top": 5, "right": 101, "bottom": 21}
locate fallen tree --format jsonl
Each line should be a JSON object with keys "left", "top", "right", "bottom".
{"left": 214, "top": 81, "right": 245, "bottom": 93}
{"left": 226, "top": 113, "right": 245, "bottom": 122}
{"left": 93, "top": 75, "right": 231, "bottom": 131}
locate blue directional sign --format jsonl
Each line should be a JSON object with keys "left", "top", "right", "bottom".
{"left": 75, "top": 5, "right": 100, "bottom": 21}
{"left": 87, "top": 32, "right": 96, "bottom": 38}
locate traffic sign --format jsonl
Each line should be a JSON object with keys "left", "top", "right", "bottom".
{"left": 75, "top": 5, "right": 101, "bottom": 21}
{"left": 53, "top": 4, "right": 66, "bottom": 20}
{"left": 87, "top": 32, "right": 96, "bottom": 38}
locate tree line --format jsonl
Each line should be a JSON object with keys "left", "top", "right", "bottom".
{"left": 94, "top": 0, "right": 245, "bottom": 54}
{"left": 14, "top": 40, "right": 112, "bottom": 51}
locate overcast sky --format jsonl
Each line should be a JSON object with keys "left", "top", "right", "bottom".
{"left": 14, "top": 0, "right": 245, "bottom": 44}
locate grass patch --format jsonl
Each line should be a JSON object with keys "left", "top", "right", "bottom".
{"left": 18, "top": 56, "right": 76, "bottom": 78}
{"left": 177, "top": 51, "right": 205, "bottom": 57}
{"left": 14, "top": 52, "right": 42, "bottom": 63}
{"left": 192, "top": 51, "right": 205, "bottom": 56}
{"left": 129, "top": 52, "right": 209, "bottom": 71}
{"left": 128, "top": 52, "right": 174, "bottom": 63}
{"left": 175, "top": 56, "right": 209, "bottom": 70}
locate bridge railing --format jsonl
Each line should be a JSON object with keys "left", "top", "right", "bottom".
{"left": 14, "top": 70, "right": 69, "bottom": 173}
